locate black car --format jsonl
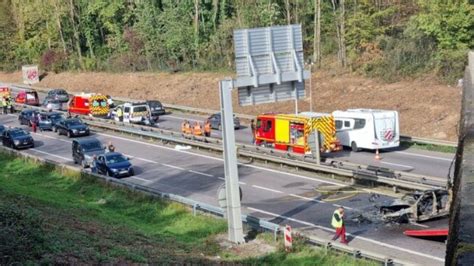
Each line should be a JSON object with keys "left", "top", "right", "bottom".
{"left": 72, "top": 138, "right": 105, "bottom": 168}
{"left": 55, "top": 118, "right": 90, "bottom": 137}
{"left": 0, "top": 125, "right": 5, "bottom": 140}
{"left": 18, "top": 109, "right": 39, "bottom": 126}
{"left": 47, "top": 89, "right": 69, "bottom": 103}
{"left": 208, "top": 113, "right": 240, "bottom": 130}
{"left": 2, "top": 128, "right": 34, "bottom": 149}
{"left": 96, "top": 152, "right": 134, "bottom": 178}
{"left": 38, "top": 112, "right": 64, "bottom": 131}
{"left": 147, "top": 100, "right": 166, "bottom": 120}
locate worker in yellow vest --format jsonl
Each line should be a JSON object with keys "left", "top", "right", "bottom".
{"left": 116, "top": 107, "right": 123, "bottom": 122}
{"left": 193, "top": 121, "right": 203, "bottom": 136}
{"left": 331, "top": 207, "right": 348, "bottom": 244}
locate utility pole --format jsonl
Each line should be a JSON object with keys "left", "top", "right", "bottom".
{"left": 219, "top": 79, "right": 244, "bottom": 244}
{"left": 309, "top": 62, "right": 314, "bottom": 112}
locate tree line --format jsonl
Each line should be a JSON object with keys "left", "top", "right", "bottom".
{"left": 0, "top": 0, "right": 472, "bottom": 83}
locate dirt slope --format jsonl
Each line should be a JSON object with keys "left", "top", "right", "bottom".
{"left": 0, "top": 70, "right": 461, "bottom": 140}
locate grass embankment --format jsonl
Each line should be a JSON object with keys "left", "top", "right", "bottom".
{"left": 401, "top": 141, "right": 457, "bottom": 154}
{"left": 0, "top": 153, "right": 375, "bottom": 265}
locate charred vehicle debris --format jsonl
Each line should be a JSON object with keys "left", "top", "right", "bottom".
{"left": 379, "top": 189, "right": 450, "bottom": 223}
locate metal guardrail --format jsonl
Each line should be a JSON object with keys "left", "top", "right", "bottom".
{"left": 10, "top": 102, "right": 447, "bottom": 192}
{"left": 0, "top": 145, "right": 406, "bottom": 265}
{"left": 399, "top": 135, "right": 457, "bottom": 147}
{"left": 6, "top": 82, "right": 456, "bottom": 148}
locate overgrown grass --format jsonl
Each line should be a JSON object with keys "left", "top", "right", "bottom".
{"left": 401, "top": 141, "right": 457, "bottom": 154}
{"left": 0, "top": 152, "right": 377, "bottom": 265}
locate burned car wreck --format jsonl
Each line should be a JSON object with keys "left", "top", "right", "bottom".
{"left": 380, "top": 189, "right": 450, "bottom": 223}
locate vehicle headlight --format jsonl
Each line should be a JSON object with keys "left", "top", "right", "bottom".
{"left": 72, "top": 129, "right": 78, "bottom": 133}
{"left": 13, "top": 140, "right": 20, "bottom": 145}
{"left": 111, "top": 168, "right": 119, "bottom": 172}
{"left": 44, "top": 121, "right": 51, "bottom": 124}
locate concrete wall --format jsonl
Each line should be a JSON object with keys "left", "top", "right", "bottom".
{"left": 446, "top": 51, "right": 474, "bottom": 265}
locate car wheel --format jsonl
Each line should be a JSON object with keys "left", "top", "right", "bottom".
{"left": 129, "top": 169, "right": 135, "bottom": 176}
{"left": 28, "top": 121, "right": 32, "bottom": 127}
{"left": 351, "top": 141, "right": 359, "bottom": 152}
{"left": 31, "top": 142, "right": 35, "bottom": 148}
{"left": 73, "top": 158, "right": 77, "bottom": 164}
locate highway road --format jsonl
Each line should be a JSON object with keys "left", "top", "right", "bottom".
{"left": 0, "top": 112, "right": 447, "bottom": 265}
{"left": 7, "top": 84, "right": 455, "bottom": 180}
{"left": 157, "top": 111, "right": 455, "bottom": 179}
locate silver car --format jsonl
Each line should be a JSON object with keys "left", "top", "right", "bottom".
{"left": 43, "top": 98, "right": 63, "bottom": 111}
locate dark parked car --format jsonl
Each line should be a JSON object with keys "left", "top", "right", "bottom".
{"left": 55, "top": 118, "right": 90, "bottom": 137}
{"left": 208, "top": 113, "right": 240, "bottom": 130}
{"left": 38, "top": 112, "right": 64, "bottom": 131}
{"left": 72, "top": 138, "right": 105, "bottom": 168}
{"left": 18, "top": 109, "right": 39, "bottom": 126}
{"left": 147, "top": 100, "right": 166, "bottom": 121}
{"left": 47, "top": 89, "right": 69, "bottom": 103}
{"left": 0, "top": 124, "right": 5, "bottom": 140}
{"left": 2, "top": 127, "right": 34, "bottom": 149}
{"left": 96, "top": 152, "right": 134, "bottom": 178}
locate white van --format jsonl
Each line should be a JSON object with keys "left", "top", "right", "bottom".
{"left": 114, "top": 102, "right": 152, "bottom": 125}
{"left": 332, "top": 109, "right": 399, "bottom": 151}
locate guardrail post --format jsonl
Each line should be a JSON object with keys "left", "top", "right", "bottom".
{"left": 193, "top": 203, "right": 198, "bottom": 216}
{"left": 384, "top": 258, "right": 393, "bottom": 266}
{"left": 392, "top": 186, "right": 398, "bottom": 193}
{"left": 325, "top": 242, "right": 332, "bottom": 255}
{"left": 353, "top": 250, "right": 361, "bottom": 258}
{"left": 274, "top": 227, "right": 278, "bottom": 242}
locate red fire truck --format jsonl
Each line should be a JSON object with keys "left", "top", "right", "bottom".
{"left": 68, "top": 93, "right": 109, "bottom": 117}
{"left": 255, "top": 113, "right": 341, "bottom": 154}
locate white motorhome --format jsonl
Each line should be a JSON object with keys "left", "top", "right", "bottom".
{"left": 332, "top": 109, "right": 399, "bottom": 151}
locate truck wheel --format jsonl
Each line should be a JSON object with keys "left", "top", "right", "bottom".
{"left": 351, "top": 141, "right": 359, "bottom": 152}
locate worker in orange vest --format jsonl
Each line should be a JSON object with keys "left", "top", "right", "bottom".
{"left": 204, "top": 119, "right": 211, "bottom": 137}
{"left": 193, "top": 121, "right": 203, "bottom": 136}
{"left": 184, "top": 120, "right": 192, "bottom": 134}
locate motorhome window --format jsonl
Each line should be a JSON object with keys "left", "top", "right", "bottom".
{"left": 264, "top": 121, "right": 272, "bottom": 132}
{"left": 354, "top": 119, "right": 366, "bottom": 129}
{"left": 335, "top": 120, "right": 343, "bottom": 130}
{"left": 124, "top": 107, "right": 130, "bottom": 113}
{"left": 344, "top": 121, "right": 350, "bottom": 128}
{"left": 256, "top": 119, "right": 262, "bottom": 129}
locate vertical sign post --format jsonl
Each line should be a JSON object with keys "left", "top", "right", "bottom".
{"left": 219, "top": 79, "right": 244, "bottom": 244}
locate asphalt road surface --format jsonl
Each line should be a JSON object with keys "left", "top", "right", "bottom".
{"left": 8, "top": 85, "right": 455, "bottom": 179}
{"left": 0, "top": 113, "right": 447, "bottom": 265}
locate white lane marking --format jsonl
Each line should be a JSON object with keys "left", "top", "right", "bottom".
{"left": 394, "top": 151, "right": 452, "bottom": 162}
{"left": 288, "top": 193, "right": 357, "bottom": 211}
{"left": 124, "top": 155, "right": 157, "bottom": 164}
{"left": 128, "top": 176, "right": 149, "bottom": 182}
{"left": 161, "top": 163, "right": 185, "bottom": 171}
{"left": 247, "top": 207, "right": 444, "bottom": 262}
{"left": 379, "top": 161, "right": 413, "bottom": 169}
{"left": 252, "top": 185, "right": 283, "bottom": 194}
{"left": 189, "top": 170, "right": 213, "bottom": 177}
{"left": 31, "top": 149, "right": 73, "bottom": 161}
{"left": 96, "top": 133, "right": 347, "bottom": 187}
{"left": 411, "top": 222, "right": 430, "bottom": 228}
{"left": 35, "top": 133, "right": 72, "bottom": 143}
{"left": 97, "top": 131, "right": 346, "bottom": 187}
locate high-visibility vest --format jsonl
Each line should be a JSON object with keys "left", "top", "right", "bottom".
{"left": 117, "top": 108, "right": 123, "bottom": 117}
{"left": 193, "top": 124, "right": 203, "bottom": 135}
{"left": 204, "top": 122, "right": 211, "bottom": 133}
{"left": 331, "top": 209, "right": 343, "bottom": 228}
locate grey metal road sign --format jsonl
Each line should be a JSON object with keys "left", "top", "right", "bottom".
{"left": 233, "top": 24, "right": 309, "bottom": 106}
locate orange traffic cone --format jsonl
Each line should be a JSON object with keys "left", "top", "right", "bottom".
{"left": 375, "top": 149, "right": 381, "bottom": 160}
